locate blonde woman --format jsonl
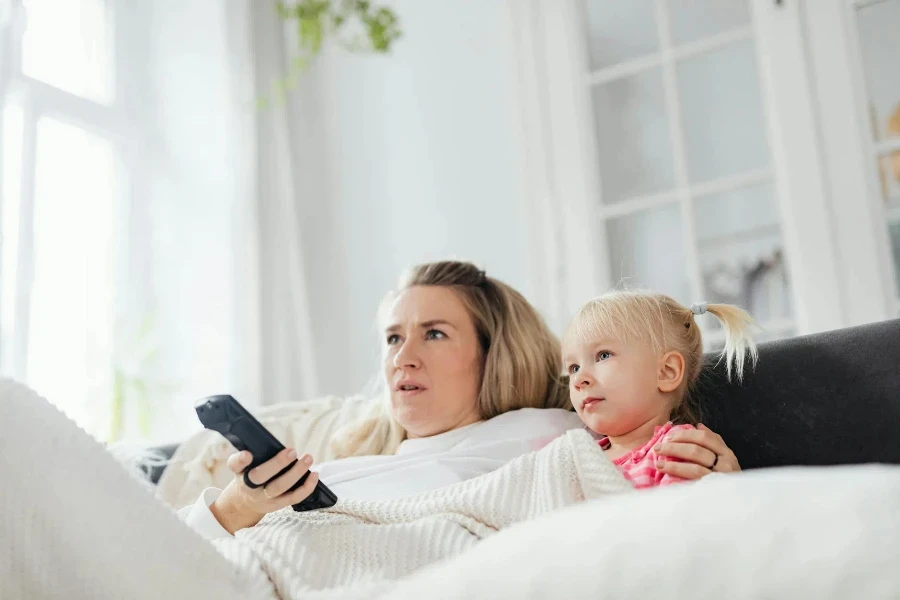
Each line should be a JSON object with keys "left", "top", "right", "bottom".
{"left": 183, "top": 261, "right": 741, "bottom": 538}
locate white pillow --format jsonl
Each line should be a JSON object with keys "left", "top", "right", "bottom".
{"left": 156, "top": 394, "right": 375, "bottom": 508}
{"left": 389, "top": 464, "right": 900, "bottom": 599}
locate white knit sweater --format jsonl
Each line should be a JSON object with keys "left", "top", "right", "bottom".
{"left": 211, "top": 428, "right": 634, "bottom": 599}
{"left": 1, "top": 378, "right": 632, "bottom": 599}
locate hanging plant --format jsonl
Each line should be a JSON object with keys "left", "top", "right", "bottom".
{"left": 266, "top": 0, "right": 402, "bottom": 102}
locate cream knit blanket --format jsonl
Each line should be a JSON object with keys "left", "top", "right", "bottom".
{"left": 212, "top": 427, "right": 634, "bottom": 599}
{"left": 1, "top": 378, "right": 632, "bottom": 599}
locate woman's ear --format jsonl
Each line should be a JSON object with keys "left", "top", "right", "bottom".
{"left": 657, "top": 351, "right": 686, "bottom": 393}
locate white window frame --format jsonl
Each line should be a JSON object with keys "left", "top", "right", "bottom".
{"left": 0, "top": 0, "right": 138, "bottom": 380}
{"left": 800, "top": 0, "right": 900, "bottom": 322}
{"left": 508, "top": 0, "right": 877, "bottom": 336}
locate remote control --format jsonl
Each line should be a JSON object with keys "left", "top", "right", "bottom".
{"left": 194, "top": 394, "right": 337, "bottom": 512}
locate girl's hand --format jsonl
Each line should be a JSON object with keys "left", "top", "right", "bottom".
{"left": 653, "top": 423, "right": 741, "bottom": 480}
{"left": 210, "top": 448, "right": 319, "bottom": 534}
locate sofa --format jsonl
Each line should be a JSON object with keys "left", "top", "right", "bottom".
{"left": 149, "top": 318, "right": 900, "bottom": 485}
{"left": 8, "top": 320, "right": 896, "bottom": 599}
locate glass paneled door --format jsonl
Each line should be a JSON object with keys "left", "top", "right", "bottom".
{"left": 581, "top": 0, "right": 793, "bottom": 344}
{"left": 853, "top": 0, "right": 900, "bottom": 312}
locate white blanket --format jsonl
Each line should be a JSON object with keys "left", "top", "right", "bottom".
{"left": 0, "top": 378, "right": 257, "bottom": 600}
{"left": 6, "top": 377, "right": 900, "bottom": 600}
{"left": 211, "top": 428, "right": 634, "bottom": 598}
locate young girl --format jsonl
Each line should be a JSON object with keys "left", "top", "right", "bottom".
{"left": 562, "top": 290, "right": 757, "bottom": 489}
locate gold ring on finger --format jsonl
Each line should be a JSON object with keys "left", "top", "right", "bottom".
{"left": 263, "top": 485, "right": 275, "bottom": 500}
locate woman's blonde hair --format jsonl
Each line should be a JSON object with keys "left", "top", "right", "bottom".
{"left": 331, "top": 260, "right": 571, "bottom": 458}
{"left": 563, "top": 290, "right": 758, "bottom": 424}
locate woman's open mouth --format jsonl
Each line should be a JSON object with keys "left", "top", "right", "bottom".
{"left": 395, "top": 380, "right": 427, "bottom": 396}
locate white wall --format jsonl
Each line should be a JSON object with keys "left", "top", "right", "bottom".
{"left": 288, "top": 0, "right": 539, "bottom": 396}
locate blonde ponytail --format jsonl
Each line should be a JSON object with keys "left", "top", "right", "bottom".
{"left": 704, "top": 303, "right": 758, "bottom": 382}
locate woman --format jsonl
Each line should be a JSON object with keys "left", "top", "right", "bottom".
{"left": 182, "top": 261, "right": 740, "bottom": 538}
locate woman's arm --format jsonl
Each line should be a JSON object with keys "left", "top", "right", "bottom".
{"left": 652, "top": 423, "right": 741, "bottom": 480}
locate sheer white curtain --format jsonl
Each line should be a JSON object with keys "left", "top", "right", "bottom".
{"left": 246, "top": 3, "right": 320, "bottom": 408}
{"left": 111, "top": 0, "right": 267, "bottom": 441}
{"left": 130, "top": 0, "right": 320, "bottom": 440}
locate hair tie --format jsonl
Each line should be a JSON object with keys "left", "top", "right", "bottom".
{"left": 476, "top": 269, "right": 487, "bottom": 286}
{"left": 690, "top": 302, "right": 708, "bottom": 316}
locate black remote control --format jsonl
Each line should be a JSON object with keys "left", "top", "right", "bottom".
{"left": 194, "top": 394, "right": 337, "bottom": 512}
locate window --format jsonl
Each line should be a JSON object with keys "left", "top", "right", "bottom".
{"left": 853, "top": 0, "right": 900, "bottom": 310}
{"left": 0, "top": 0, "right": 129, "bottom": 438}
{"left": 580, "top": 0, "right": 794, "bottom": 345}
{"left": 510, "top": 0, "right": 860, "bottom": 336}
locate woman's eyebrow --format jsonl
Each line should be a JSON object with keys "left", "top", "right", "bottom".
{"left": 384, "top": 319, "right": 456, "bottom": 333}
{"left": 419, "top": 319, "right": 455, "bottom": 330}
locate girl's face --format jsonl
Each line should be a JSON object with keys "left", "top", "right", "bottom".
{"left": 562, "top": 336, "right": 672, "bottom": 436}
{"left": 381, "top": 285, "right": 483, "bottom": 439}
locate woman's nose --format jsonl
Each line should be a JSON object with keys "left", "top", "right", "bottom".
{"left": 393, "top": 340, "right": 422, "bottom": 369}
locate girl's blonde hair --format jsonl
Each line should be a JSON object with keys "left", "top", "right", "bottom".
{"left": 331, "top": 260, "right": 571, "bottom": 458}
{"left": 563, "top": 290, "right": 758, "bottom": 424}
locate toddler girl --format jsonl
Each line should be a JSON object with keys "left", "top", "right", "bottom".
{"left": 562, "top": 290, "right": 757, "bottom": 489}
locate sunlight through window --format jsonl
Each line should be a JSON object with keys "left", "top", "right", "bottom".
{"left": 21, "top": 0, "right": 114, "bottom": 103}
{"left": 1, "top": 103, "right": 24, "bottom": 377}
{"left": 26, "top": 117, "right": 119, "bottom": 436}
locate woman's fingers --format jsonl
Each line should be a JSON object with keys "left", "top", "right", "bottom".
{"left": 656, "top": 424, "right": 742, "bottom": 474}
{"left": 227, "top": 450, "right": 253, "bottom": 475}
{"left": 662, "top": 426, "right": 729, "bottom": 456}
{"left": 654, "top": 459, "right": 709, "bottom": 480}
{"left": 283, "top": 471, "right": 320, "bottom": 506}
{"left": 653, "top": 441, "right": 717, "bottom": 468}
{"left": 261, "top": 454, "right": 314, "bottom": 498}
{"left": 244, "top": 448, "right": 298, "bottom": 487}
{"left": 696, "top": 423, "right": 741, "bottom": 472}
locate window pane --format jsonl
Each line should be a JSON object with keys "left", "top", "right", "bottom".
{"left": 21, "top": 0, "right": 114, "bottom": 103}
{"left": 27, "top": 116, "right": 118, "bottom": 437}
{"left": 855, "top": 0, "right": 900, "bottom": 142}
{"left": 1, "top": 103, "right": 24, "bottom": 376}
{"left": 889, "top": 217, "right": 900, "bottom": 296}
{"left": 667, "top": 0, "right": 751, "bottom": 45}
{"left": 693, "top": 182, "right": 780, "bottom": 242}
{"left": 592, "top": 68, "right": 676, "bottom": 203}
{"left": 606, "top": 204, "right": 690, "bottom": 303}
{"left": 697, "top": 233, "right": 791, "bottom": 325}
{"left": 677, "top": 40, "right": 769, "bottom": 183}
{"left": 693, "top": 183, "right": 792, "bottom": 325}
{"left": 584, "top": 0, "right": 659, "bottom": 70}
{"left": 879, "top": 150, "right": 900, "bottom": 205}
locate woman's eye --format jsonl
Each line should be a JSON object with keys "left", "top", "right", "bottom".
{"left": 425, "top": 329, "right": 446, "bottom": 340}
{"left": 386, "top": 334, "right": 400, "bottom": 345}
{"left": 597, "top": 351, "right": 612, "bottom": 361}
{"left": 567, "top": 364, "right": 580, "bottom": 375}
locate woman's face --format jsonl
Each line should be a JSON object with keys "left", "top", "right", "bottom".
{"left": 382, "top": 285, "right": 483, "bottom": 439}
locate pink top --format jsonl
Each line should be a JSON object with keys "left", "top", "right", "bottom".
{"left": 598, "top": 422, "right": 695, "bottom": 489}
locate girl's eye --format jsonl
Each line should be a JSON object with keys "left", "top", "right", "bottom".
{"left": 597, "top": 351, "right": 612, "bottom": 361}
{"left": 386, "top": 334, "right": 400, "bottom": 345}
{"left": 425, "top": 329, "right": 446, "bottom": 340}
{"left": 567, "top": 364, "right": 580, "bottom": 375}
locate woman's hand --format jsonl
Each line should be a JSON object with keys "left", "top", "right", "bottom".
{"left": 653, "top": 423, "right": 740, "bottom": 480}
{"left": 210, "top": 448, "right": 319, "bottom": 534}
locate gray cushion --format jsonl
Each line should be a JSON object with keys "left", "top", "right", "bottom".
{"left": 697, "top": 318, "right": 900, "bottom": 469}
